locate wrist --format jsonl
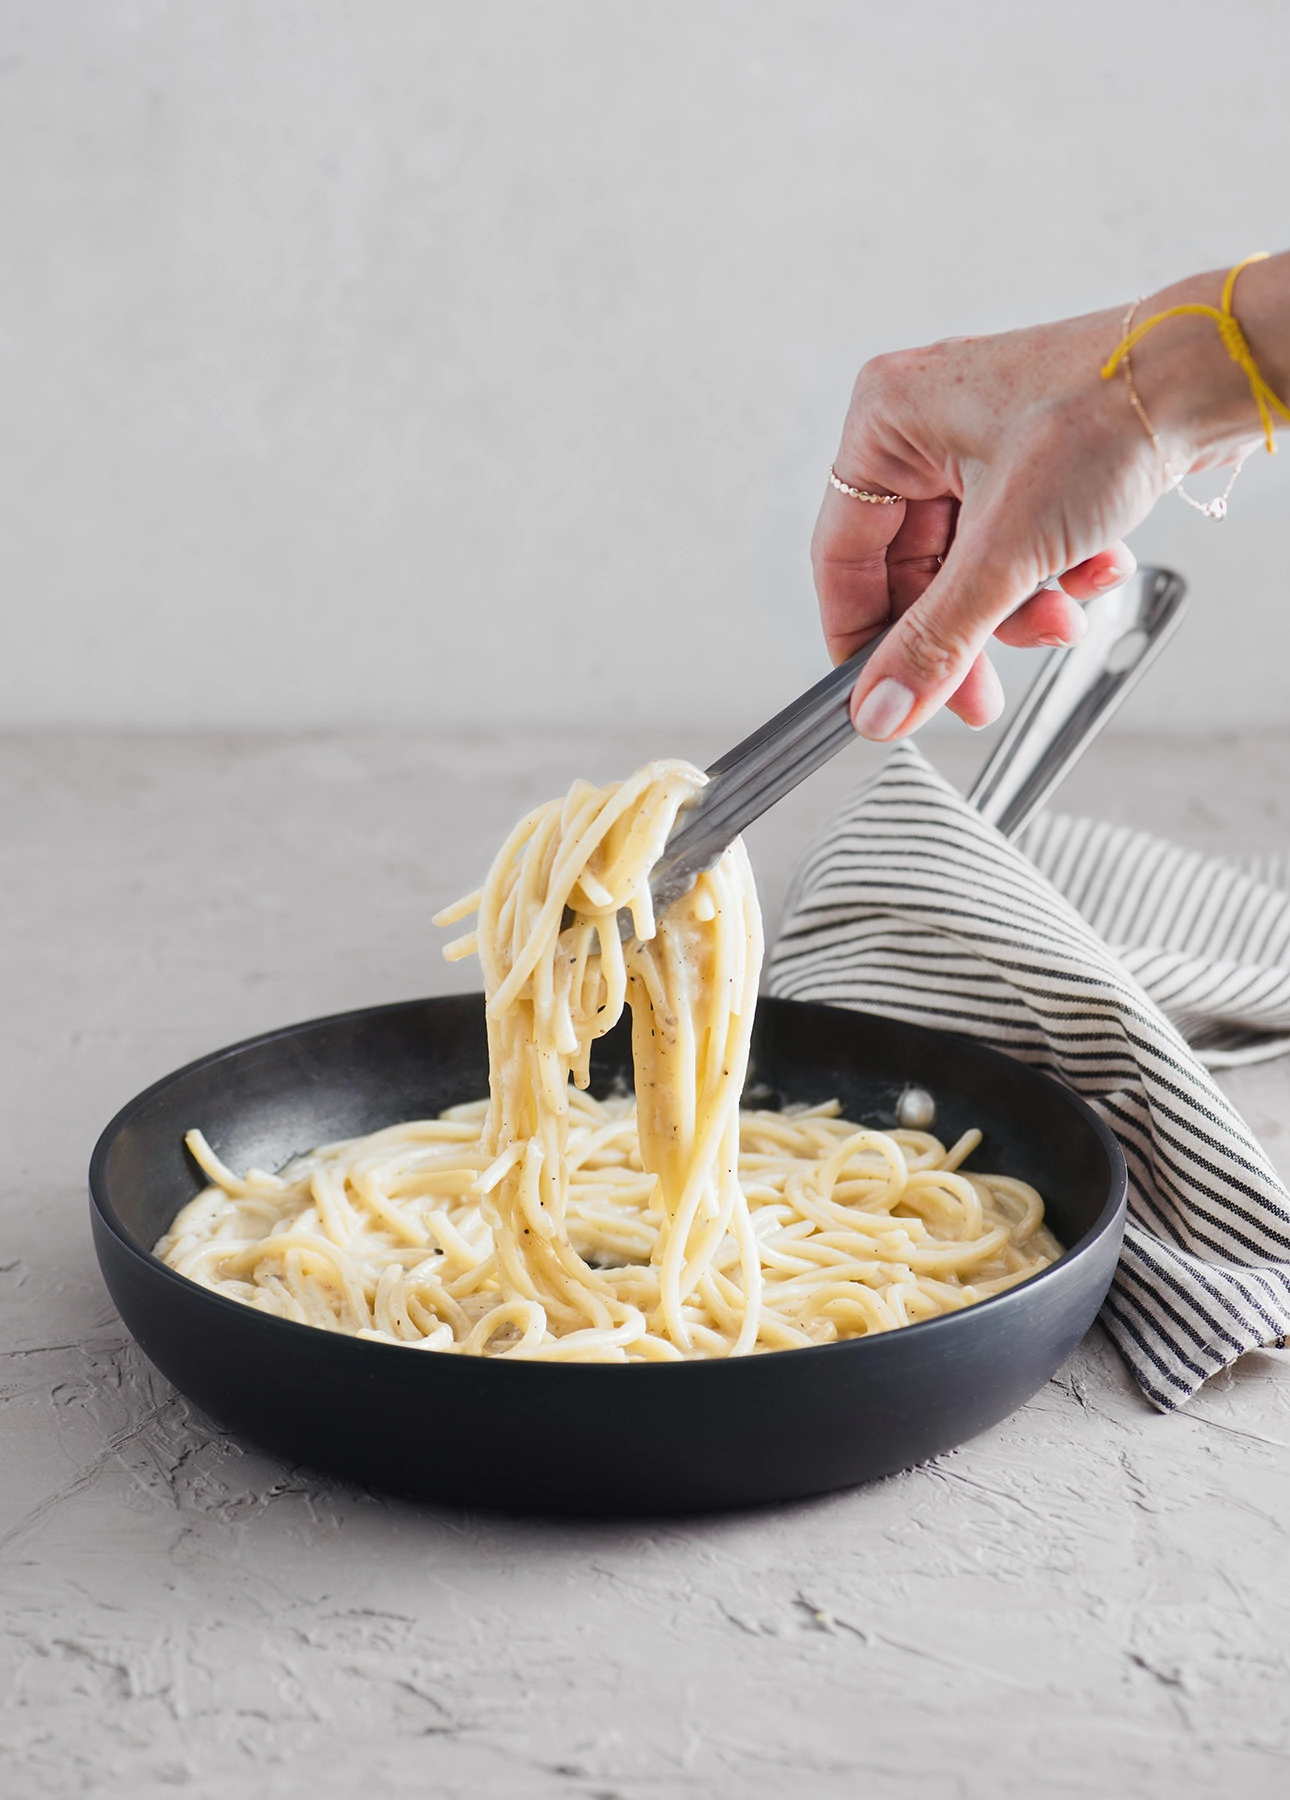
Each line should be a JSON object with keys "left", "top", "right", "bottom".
{"left": 1129, "top": 260, "right": 1290, "bottom": 471}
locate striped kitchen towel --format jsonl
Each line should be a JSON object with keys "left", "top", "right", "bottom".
{"left": 768, "top": 743, "right": 1290, "bottom": 1410}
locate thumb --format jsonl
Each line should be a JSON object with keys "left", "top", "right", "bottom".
{"left": 847, "top": 529, "right": 1042, "bottom": 740}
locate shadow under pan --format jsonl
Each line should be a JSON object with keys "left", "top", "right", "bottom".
{"left": 89, "top": 995, "right": 1126, "bottom": 1515}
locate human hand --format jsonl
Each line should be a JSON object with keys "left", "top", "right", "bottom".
{"left": 814, "top": 255, "right": 1290, "bottom": 738}
{"left": 814, "top": 307, "right": 1158, "bottom": 737}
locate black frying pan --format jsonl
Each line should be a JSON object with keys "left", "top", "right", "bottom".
{"left": 89, "top": 995, "right": 1126, "bottom": 1515}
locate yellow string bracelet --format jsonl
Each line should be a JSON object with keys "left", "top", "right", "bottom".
{"left": 1101, "top": 253, "right": 1290, "bottom": 456}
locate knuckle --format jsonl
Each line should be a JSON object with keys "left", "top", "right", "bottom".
{"left": 851, "top": 349, "right": 906, "bottom": 407}
{"left": 811, "top": 538, "right": 886, "bottom": 581}
{"left": 898, "top": 607, "right": 964, "bottom": 687}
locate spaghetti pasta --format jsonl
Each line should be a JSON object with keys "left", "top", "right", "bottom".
{"left": 156, "top": 760, "right": 1060, "bottom": 1359}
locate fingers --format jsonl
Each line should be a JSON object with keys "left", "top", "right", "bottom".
{"left": 848, "top": 516, "right": 1142, "bottom": 740}
{"left": 991, "top": 541, "right": 1136, "bottom": 649}
{"left": 847, "top": 517, "right": 1038, "bottom": 740}
{"left": 993, "top": 587, "right": 1089, "bottom": 649}
{"left": 1055, "top": 541, "right": 1137, "bottom": 601}
{"left": 973, "top": 539, "right": 1135, "bottom": 650}
{"left": 857, "top": 587, "right": 1086, "bottom": 742}
{"left": 813, "top": 486, "right": 962, "bottom": 664}
{"left": 944, "top": 651, "right": 1005, "bottom": 729}
{"left": 811, "top": 482, "right": 907, "bottom": 663}
{"left": 887, "top": 496, "right": 958, "bottom": 616}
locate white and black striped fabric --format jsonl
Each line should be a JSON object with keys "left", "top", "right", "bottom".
{"left": 768, "top": 744, "right": 1290, "bottom": 1410}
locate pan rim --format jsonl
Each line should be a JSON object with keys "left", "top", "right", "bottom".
{"left": 89, "top": 993, "right": 1128, "bottom": 1375}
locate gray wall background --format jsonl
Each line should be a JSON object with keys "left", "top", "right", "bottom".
{"left": 2, "top": 0, "right": 1288, "bottom": 732}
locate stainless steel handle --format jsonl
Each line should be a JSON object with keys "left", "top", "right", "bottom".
{"left": 634, "top": 562, "right": 1187, "bottom": 933}
{"left": 647, "top": 632, "right": 889, "bottom": 915}
{"left": 966, "top": 565, "right": 1188, "bottom": 839}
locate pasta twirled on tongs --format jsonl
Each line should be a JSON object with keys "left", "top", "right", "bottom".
{"left": 156, "top": 761, "right": 1060, "bottom": 1359}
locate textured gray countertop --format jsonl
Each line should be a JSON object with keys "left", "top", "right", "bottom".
{"left": 3, "top": 727, "right": 1289, "bottom": 1799}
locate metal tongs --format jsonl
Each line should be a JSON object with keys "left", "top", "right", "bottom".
{"left": 635, "top": 565, "right": 1187, "bottom": 930}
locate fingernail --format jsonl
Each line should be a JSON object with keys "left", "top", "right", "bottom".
{"left": 852, "top": 677, "right": 916, "bottom": 741}
{"left": 1037, "top": 606, "right": 1089, "bottom": 649}
{"left": 1093, "top": 564, "right": 1129, "bottom": 591}
{"left": 975, "top": 659, "right": 1006, "bottom": 728}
